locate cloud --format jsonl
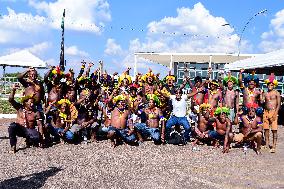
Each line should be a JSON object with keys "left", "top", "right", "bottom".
{"left": 141, "top": 2, "right": 246, "bottom": 54}
{"left": 259, "top": 8, "right": 284, "bottom": 52}
{"left": 104, "top": 38, "right": 123, "bottom": 55}
{"left": 0, "top": 7, "right": 47, "bottom": 44}
{"left": 6, "top": 42, "right": 52, "bottom": 57}
{"left": 106, "top": 3, "right": 250, "bottom": 75}
{"left": 29, "top": 0, "right": 111, "bottom": 33}
{"left": 65, "top": 45, "right": 89, "bottom": 57}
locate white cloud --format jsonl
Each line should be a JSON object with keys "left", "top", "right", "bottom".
{"left": 0, "top": 7, "right": 47, "bottom": 44}
{"left": 104, "top": 38, "right": 123, "bottom": 55}
{"left": 142, "top": 3, "right": 245, "bottom": 54}
{"left": 103, "top": 3, "right": 250, "bottom": 75}
{"left": 6, "top": 42, "right": 52, "bottom": 57}
{"left": 29, "top": 0, "right": 111, "bottom": 33}
{"left": 259, "top": 8, "right": 284, "bottom": 52}
{"left": 27, "top": 42, "right": 52, "bottom": 56}
{"left": 65, "top": 45, "right": 89, "bottom": 57}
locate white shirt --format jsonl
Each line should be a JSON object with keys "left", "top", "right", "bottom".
{"left": 170, "top": 94, "right": 188, "bottom": 117}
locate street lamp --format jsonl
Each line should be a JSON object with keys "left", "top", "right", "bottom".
{"left": 222, "top": 9, "right": 267, "bottom": 58}
{"left": 238, "top": 9, "right": 268, "bottom": 57}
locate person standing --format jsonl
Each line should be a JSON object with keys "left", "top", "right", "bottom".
{"left": 263, "top": 75, "right": 281, "bottom": 153}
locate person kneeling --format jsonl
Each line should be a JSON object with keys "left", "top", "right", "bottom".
{"left": 233, "top": 103, "right": 263, "bottom": 155}
{"left": 46, "top": 99, "right": 75, "bottom": 143}
{"left": 135, "top": 97, "right": 165, "bottom": 145}
{"left": 107, "top": 95, "right": 136, "bottom": 147}
{"left": 207, "top": 107, "right": 233, "bottom": 153}
{"left": 8, "top": 84, "right": 44, "bottom": 153}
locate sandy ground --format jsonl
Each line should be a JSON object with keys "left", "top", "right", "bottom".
{"left": 0, "top": 119, "right": 283, "bottom": 189}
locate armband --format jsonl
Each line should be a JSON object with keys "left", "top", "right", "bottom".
{"left": 159, "top": 116, "right": 166, "bottom": 121}
{"left": 257, "top": 122, "right": 263, "bottom": 126}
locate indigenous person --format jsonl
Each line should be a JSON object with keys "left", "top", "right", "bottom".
{"left": 107, "top": 95, "right": 136, "bottom": 147}
{"left": 207, "top": 107, "right": 233, "bottom": 151}
{"left": 233, "top": 103, "right": 263, "bottom": 155}
{"left": 263, "top": 75, "right": 281, "bottom": 153}
{"left": 46, "top": 99, "right": 75, "bottom": 142}
{"left": 206, "top": 80, "right": 223, "bottom": 112}
{"left": 135, "top": 95, "right": 165, "bottom": 144}
{"left": 222, "top": 73, "right": 239, "bottom": 124}
{"left": 44, "top": 66, "right": 65, "bottom": 104}
{"left": 8, "top": 84, "right": 44, "bottom": 153}
{"left": 142, "top": 69, "right": 157, "bottom": 95}
{"left": 17, "top": 67, "right": 45, "bottom": 111}
{"left": 192, "top": 103, "right": 213, "bottom": 146}
{"left": 165, "top": 88, "right": 200, "bottom": 144}
{"left": 189, "top": 76, "right": 206, "bottom": 112}
{"left": 64, "top": 68, "right": 78, "bottom": 103}
{"left": 118, "top": 67, "right": 132, "bottom": 95}
{"left": 72, "top": 88, "right": 97, "bottom": 143}
{"left": 239, "top": 69, "right": 263, "bottom": 115}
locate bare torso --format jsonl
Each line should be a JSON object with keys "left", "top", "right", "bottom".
{"left": 215, "top": 118, "right": 229, "bottom": 135}
{"left": 208, "top": 90, "right": 222, "bottom": 108}
{"left": 16, "top": 108, "right": 38, "bottom": 129}
{"left": 243, "top": 88, "right": 261, "bottom": 107}
{"left": 241, "top": 115, "right": 260, "bottom": 135}
{"left": 48, "top": 86, "right": 62, "bottom": 103}
{"left": 145, "top": 107, "right": 160, "bottom": 128}
{"left": 223, "top": 89, "right": 236, "bottom": 109}
{"left": 264, "top": 90, "right": 279, "bottom": 110}
{"left": 111, "top": 108, "right": 129, "bottom": 129}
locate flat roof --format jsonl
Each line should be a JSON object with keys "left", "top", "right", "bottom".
{"left": 135, "top": 52, "right": 260, "bottom": 68}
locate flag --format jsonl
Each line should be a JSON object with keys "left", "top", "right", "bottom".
{"left": 60, "top": 9, "right": 65, "bottom": 71}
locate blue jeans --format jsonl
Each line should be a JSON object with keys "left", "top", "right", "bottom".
{"left": 49, "top": 126, "right": 74, "bottom": 141}
{"left": 135, "top": 123, "right": 160, "bottom": 142}
{"left": 108, "top": 126, "right": 136, "bottom": 143}
{"left": 166, "top": 115, "right": 191, "bottom": 141}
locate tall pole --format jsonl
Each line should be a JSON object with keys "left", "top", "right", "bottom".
{"left": 238, "top": 9, "right": 267, "bottom": 58}
{"left": 60, "top": 9, "right": 65, "bottom": 71}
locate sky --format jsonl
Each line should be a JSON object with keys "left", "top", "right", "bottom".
{"left": 0, "top": 0, "right": 284, "bottom": 77}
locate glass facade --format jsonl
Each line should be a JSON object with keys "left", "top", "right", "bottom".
{"left": 175, "top": 62, "right": 284, "bottom": 93}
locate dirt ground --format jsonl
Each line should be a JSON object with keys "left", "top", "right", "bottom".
{"left": 0, "top": 119, "right": 283, "bottom": 189}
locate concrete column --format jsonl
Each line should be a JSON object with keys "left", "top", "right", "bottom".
{"left": 134, "top": 54, "right": 137, "bottom": 78}
{"left": 170, "top": 54, "right": 173, "bottom": 70}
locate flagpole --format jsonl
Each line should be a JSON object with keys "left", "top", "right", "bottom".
{"left": 60, "top": 9, "right": 65, "bottom": 71}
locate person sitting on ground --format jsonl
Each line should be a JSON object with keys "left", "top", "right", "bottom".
{"left": 263, "top": 74, "right": 281, "bottom": 153}
{"left": 8, "top": 84, "right": 44, "bottom": 153}
{"left": 71, "top": 88, "right": 97, "bottom": 143}
{"left": 207, "top": 107, "right": 232, "bottom": 150}
{"left": 192, "top": 103, "right": 214, "bottom": 146}
{"left": 107, "top": 95, "right": 136, "bottom": 147}
{"left": 233, "top": 103, "right": 263, "bottom": 155}
{"left": 135, "top": 95, "right": 165, "bottom": 144}
{"left": 46, "top": 99, "right": 75, "bottom": 143}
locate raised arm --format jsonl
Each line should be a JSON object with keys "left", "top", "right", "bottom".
{"left": 77, "top": 61, "right": 86, "bottom": 79}
{"left": 238, "top": 69, "right": 244, "bottom": 88}
{"left": 17, "top": 68, "right": 30, "bottom": 86}
{"left": 180, "top": 76, "right": 190, "bottom": 91}
{"left": 85, "top": 62, "right": 94, "bottom": 77}
{"left": 187, "top": 88, "right": 200, "bottom": 98}
{"left": 9, "top": 84, "right": 21, "bottom": 110}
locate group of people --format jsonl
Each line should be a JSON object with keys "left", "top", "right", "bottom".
{"left": 7, "top": 62, "right": 282, "bottom": 155}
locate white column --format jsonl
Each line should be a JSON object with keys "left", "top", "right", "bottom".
{"left": 134, "top": 54, "right": 137, "bottom": 78}
{"left": 209, "top": 55, "right": 212, "bottom": 68}
{"left": 170, "top": 54, "right": 173, "bottom": 71}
